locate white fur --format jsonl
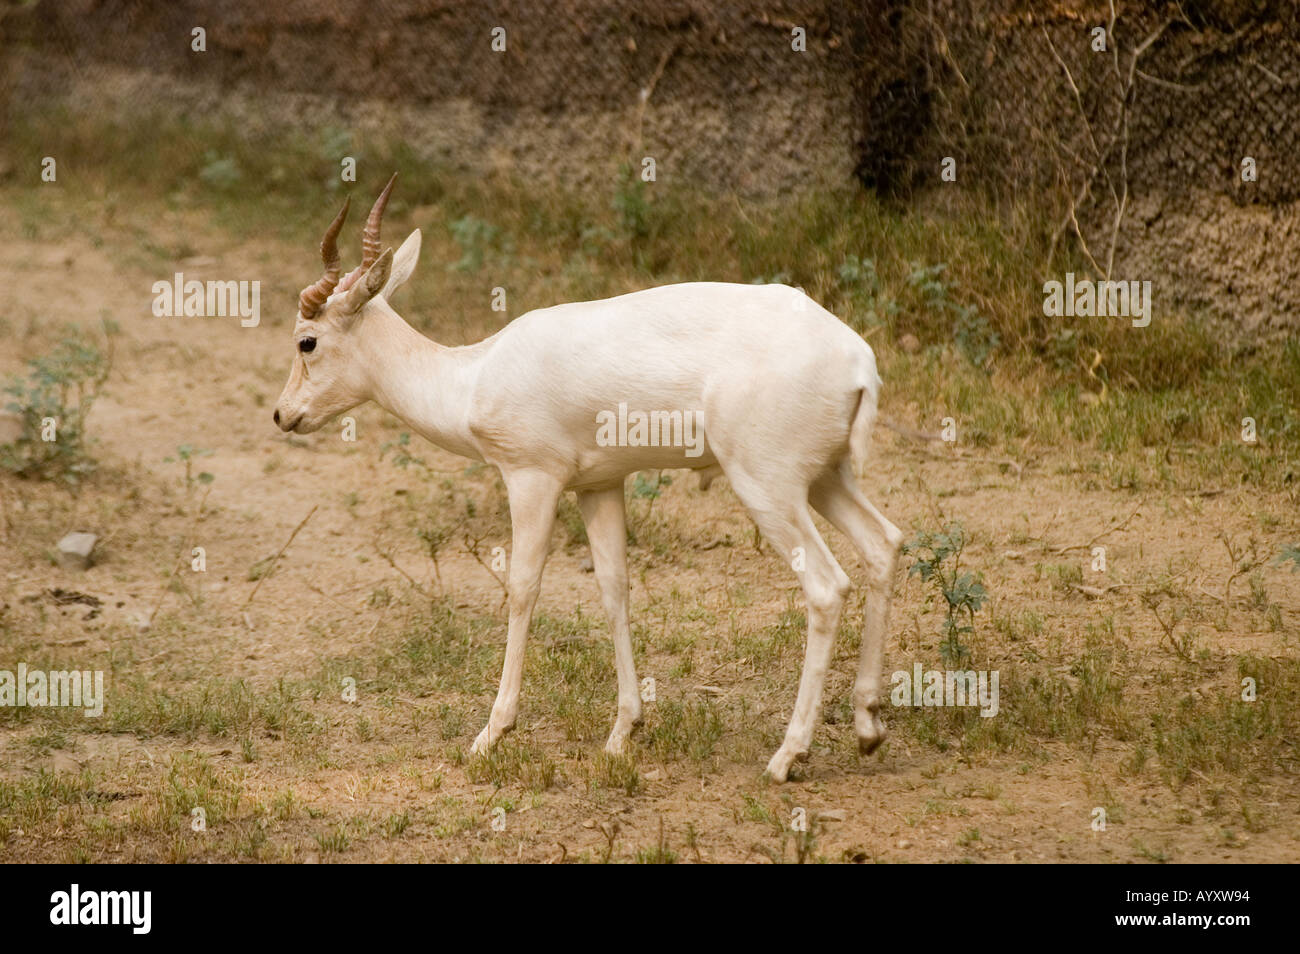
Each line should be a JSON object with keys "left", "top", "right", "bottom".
{"left": 275, "top": 232, "right": 903, "bottom": 780}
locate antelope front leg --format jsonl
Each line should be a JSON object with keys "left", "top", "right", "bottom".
{"left": 471, "top": 470, "right": 563, "bottom": 755}
{"left": 577, "top": 486, "right": 642, "bottom": 754}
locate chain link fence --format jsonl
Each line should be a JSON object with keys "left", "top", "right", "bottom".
{"left": 3, "top": 0, "right": 1296, "bottom": 332}
{"left": 859, "top": 0, "right": 1300, "bottom": 334}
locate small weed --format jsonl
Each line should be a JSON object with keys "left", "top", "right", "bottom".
{"left": 1, "top": 324, "right": 114, "bottom": 484}
{"left": 904, "top": 523, "right": 988, "bottom": 667}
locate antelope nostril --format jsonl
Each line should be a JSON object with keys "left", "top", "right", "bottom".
{"left": 273, "top": 409, "right": 281, "bottom": 426}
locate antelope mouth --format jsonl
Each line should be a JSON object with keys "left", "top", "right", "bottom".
{"left": 273, "top": 409, "right": 304, "bottom": 433}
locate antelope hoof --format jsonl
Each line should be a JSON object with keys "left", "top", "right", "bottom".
{"left": 763, "top": 745, "right": 808, "bottom": 783}
{"left": 604, "top": 718, "right": 642, "bottom": 756}
{"left": 471, "top": 721, "right": 511, "bottom": 755}
{"left": 856, "top": 714, "right": 887, "bottom": 755}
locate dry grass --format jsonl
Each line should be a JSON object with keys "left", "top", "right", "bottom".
{"left": 0, "top": 114, "right": 1297, "bottom": 862}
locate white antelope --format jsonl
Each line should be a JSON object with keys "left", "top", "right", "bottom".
{"left": 274, "top": 176, "right": 904, "bottom": 781}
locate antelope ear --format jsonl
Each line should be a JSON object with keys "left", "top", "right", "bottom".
{"left": 382, "top": 229, "right": 421, "bottom": 300}
{"left": 340, "top": 247, "right": 394, "bottom": 316}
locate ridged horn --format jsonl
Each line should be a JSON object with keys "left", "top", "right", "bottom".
{"left": 297, "top": 197, "right": 350, "bottom": 319}
{"left": 339, "top": 173, "right": 397, "bottom": 292}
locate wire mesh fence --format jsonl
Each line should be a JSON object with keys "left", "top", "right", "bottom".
{"left": 862, "top": 1, "right": 1300, "bottom": 333}
{"left": 3, "top": 0, "right": 1296, "bottom": 331}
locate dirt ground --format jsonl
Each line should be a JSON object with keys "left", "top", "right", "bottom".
{"left": 1, "top": 197, "right": 1297, "bottom": 864}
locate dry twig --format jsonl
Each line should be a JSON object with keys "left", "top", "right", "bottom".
{"left": 244, "top": 505, "right": 318, "bottom": 608}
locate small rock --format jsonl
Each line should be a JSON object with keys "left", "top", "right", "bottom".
{"left": 896, "top": 839, "right": 912, "bottom": 849}
{"left": 643, "top": 768, "right": 662, "bottom": 782}
{"left": 579, "top": 556, "right": 594, "bottom": 572}
{"left": 582, "top": 817, "right": 597, "bottom": 829}
{"left": 816, "top": 809, "right": 847, "bottom": 823}
{"left": 57, "top": 532, "right": 98, "bottom": 571}
{"left": 898, "top": 333, "right": 921, "bottom": 354}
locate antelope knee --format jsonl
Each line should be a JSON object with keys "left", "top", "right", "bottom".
{"left": 807, "top": 574, "right": 850, "bottom": 616}
{"left": 507, "top": 580, "right": 542, "bottom": 616}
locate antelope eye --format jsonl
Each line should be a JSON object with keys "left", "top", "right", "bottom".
{"left": 298, "top": 337, "right": 316, "bottom": 354}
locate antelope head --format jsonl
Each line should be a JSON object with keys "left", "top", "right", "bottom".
{"left": 274, "top": 174, "right": 421, "bottom": 433}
